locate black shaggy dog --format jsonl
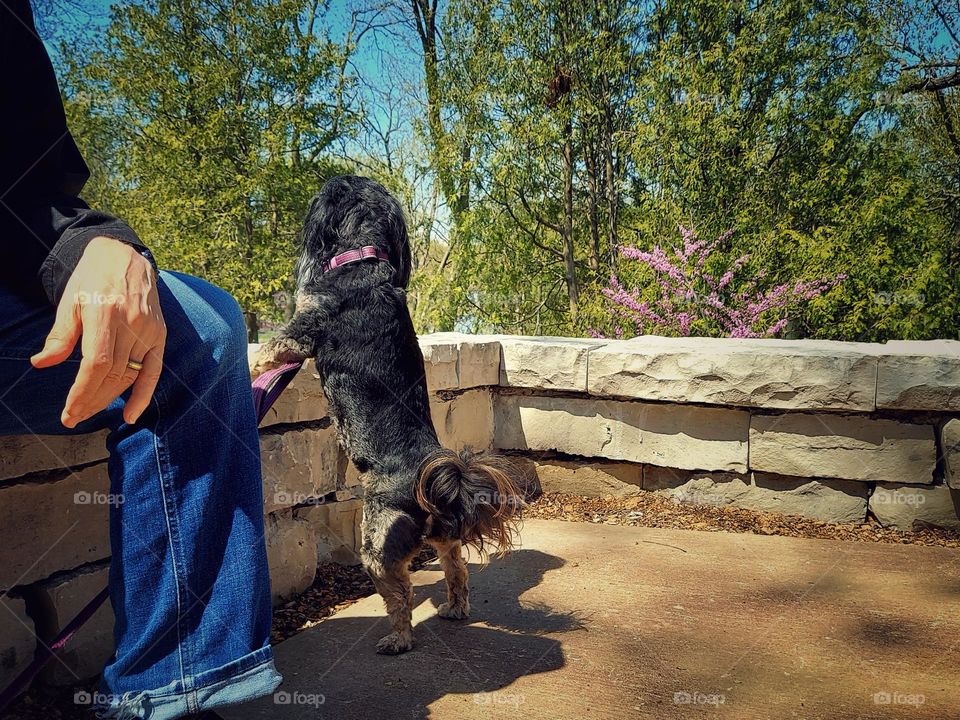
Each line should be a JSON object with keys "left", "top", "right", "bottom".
{"left": 253, "top": 175, "right": 526, "bottom": 654}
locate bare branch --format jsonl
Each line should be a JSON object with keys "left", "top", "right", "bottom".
{"left": 904, "top": 69, "right": 960, "bottom": 93}
{"left": 516, "top": 188, "right": 564, "bottom": 234}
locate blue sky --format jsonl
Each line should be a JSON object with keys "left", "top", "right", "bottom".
{"left": 38, "top": 0, "right": 423, "bottom": 157}
{"left": 39, "top": 0, "right": 417, "bottom": 81}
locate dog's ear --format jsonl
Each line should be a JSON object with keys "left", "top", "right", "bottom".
{"left": 391, "top": 206, "right": 412, "bottom": 289}
{"left": 301, "top": 193, "right": 326, "bottom": 253}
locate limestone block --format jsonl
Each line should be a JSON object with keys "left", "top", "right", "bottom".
{"left": 522, "top": 458, "right": 643, "bottom": 497}
{"left": 0, "top": 595, "right": 35, "bottom": 696}
{"left": 419, "top": 335, "right": 459, "bottom": 391}
{"left": 944, "top": 420, "right": 960, "bottom": 490}
{"left": 265, "top": 510, "right": 317, "bottom": 604}
{"left": 297, "top": 498, "right": 362, "bottom": 566}
{"left": 494, "top": 394, "right": 749, "bottom": 472}
{"left": 419, "top": 333, "right": 502, "bottom": 391}
{"left": 260, "top": 425, "right": 342, "bottom": 513}
{"left": 0, "top": 465, "right": 111, "bottom": 590}
{"left": 498, "top": 336, "right": 606, "bottom": 392}
{"left": 0, "top": 431, "right": 109, "bottom": 481}
{"left": 644, "top": 466, "right": 868, "bottom": 524}
{"left": 429, "top": 389, "right": 494, "bottom": 452}
{"left": 38, "top": 566, "right": 114, "bottom": 685}
{"left": 344, "top": 460, "right": 362, "bottom": 489}
{"left": 875, "top": 340, "right": 960, "bottom": 410}
{"left": 749, "top": 414, "right": 937, "bottom": 484}
{"left": 455, "top": 335, "right": 502, "bottom": 389}
{"left": 588, "top": 336, "right": 878, "bottom": 411}
{"left": 870, "top": 484, "right": 960, "bottom": 531}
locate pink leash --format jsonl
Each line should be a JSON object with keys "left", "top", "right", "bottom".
{"left": 0, "top": 585, "right": 111, "bottom": 710}
{"left": 251, "top": 361, "right": 305, "bottom": 424}
{"left": 0, "top": 361, "right": 304, "bottom": 711}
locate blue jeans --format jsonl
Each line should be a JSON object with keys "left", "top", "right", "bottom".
{"left": 0, "top": 272, "right": 282, "bottom": 719}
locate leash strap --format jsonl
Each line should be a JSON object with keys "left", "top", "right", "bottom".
{"left": 251, "top": 361, "right": 305, "bottom": 425}
{"left": 0, "top": 362, "right": 305, "bottom": 712}
{"left": 0, "top": 585, "right": 110, "bottom": 711}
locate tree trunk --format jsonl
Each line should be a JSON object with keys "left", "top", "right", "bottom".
{"left": 585, "top": 139, "right": 602, "bottom": 272}
{"left": 411, "top": 0, "right": 465, "bottom": 222}
{"left": 562, "top": 117, "right": 579, "bottom": 320}
{"left": 245, "top": 311, "right": 259, "bottom": 343}
{"left": 603, "top": 107, "right": 619, "bottom": 266}
{"left": 242, "top": 211, "right": 259, "bottom": 342}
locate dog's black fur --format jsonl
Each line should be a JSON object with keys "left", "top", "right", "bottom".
{"left": 254, "top": 176, "right": 525, "bottom": 654}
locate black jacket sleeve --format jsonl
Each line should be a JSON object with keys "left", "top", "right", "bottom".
{"left": 30, "top": 197, "right": 149, "bottom": 305}
{"left": 0, "top": 0, "right": 151, "bottom": 305}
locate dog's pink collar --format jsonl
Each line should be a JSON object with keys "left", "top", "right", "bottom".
{"left": 322, "top": 246, "right": 390, "bottom": 273}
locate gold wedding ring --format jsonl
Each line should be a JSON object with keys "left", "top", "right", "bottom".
{"left": 126, "top": 360, "right": 144, "bottom": 372}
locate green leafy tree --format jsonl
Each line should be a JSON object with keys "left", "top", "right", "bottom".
{"left": 416, "top": 0, "right": 641, "bottom": 333}
{"left": 55, "top": 0, "right": 958, "bottom": 341}
{"left": 62, "top": 0, "right": 355, "bottom": 339}
{"left": 428, "top": 0, "right": 957, "bottom": 340}
{"left": 616, "top": 0, "right": 954, "bottom": 340}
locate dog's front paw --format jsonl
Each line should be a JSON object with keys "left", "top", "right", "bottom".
{"left": 376, "top": 631, "right": 413, "bottom": 655}
{"left": 437, "top": 601, "right": 470, "bottom": 620}
{"left": 250, "top": 342, "right": 285, "bottom": 379}
{"left": 250, "top": 337, "right": 309, "bottom": 379}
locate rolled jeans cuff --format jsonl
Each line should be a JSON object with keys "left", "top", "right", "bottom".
{"left": 94, "top": 644, "right": 283, "bottom": 719}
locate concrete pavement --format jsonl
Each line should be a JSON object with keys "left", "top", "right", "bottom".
{"left": 221, "top": 520, "right": 960, "bottom": 719}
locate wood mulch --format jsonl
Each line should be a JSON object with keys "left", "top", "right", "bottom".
{"left": 525, "top": 491, "right": 960, "bottom": 548}
{"left": 270, "top": 561, "right": 374, "bottom": 644}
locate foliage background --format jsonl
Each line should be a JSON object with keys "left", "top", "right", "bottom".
{"left": 36, "top": 0, "right": 960, "bottom": 341}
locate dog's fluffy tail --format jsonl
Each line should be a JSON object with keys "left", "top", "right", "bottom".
{"left": 415, "top": 449, "right": 526, "bottom": 554}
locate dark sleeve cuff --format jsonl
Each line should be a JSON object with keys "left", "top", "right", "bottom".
{"left": 37, "top": 205, "right": 155, "bottom": 305}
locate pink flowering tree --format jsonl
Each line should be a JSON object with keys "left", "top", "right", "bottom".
{"left": 592, "top": 226, "right": 846, "bottom": 339}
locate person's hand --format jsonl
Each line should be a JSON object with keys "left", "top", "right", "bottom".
{"left": 31, "top": 237, "right": 166, "bottom": 428}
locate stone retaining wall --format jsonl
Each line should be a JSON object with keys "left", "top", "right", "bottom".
{"left": 1, "top": 333, "right": 958, "bottom": 692}
{"left": 484, "top": 334, "right": 959, "bottom": 532}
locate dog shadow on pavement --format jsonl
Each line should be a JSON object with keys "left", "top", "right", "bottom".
{"left": 252, "top": 549, "right": 579, "bottom": 720}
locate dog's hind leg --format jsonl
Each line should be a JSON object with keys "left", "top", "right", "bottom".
{"left": 361, "top": 501, "right": 421, "bottom": 654}
{"left": 427, "top": 539, "right": 470, "bottom": 620}
{"left": 366, "top": 557, "right": 416, "bottom": 654}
